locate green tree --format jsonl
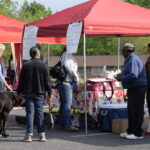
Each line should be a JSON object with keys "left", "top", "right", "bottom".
{"left": 0, "top": 0, "right": 18, "bottom": 17}
{"left": 125, "top": 0, "right": 150, "bottom": 9}
{"left": 3, "top": 44, "right": 12, "bottom": 66}
{"left": 78, "top": 38, "right": 118, "bottom": 56}
{"left": 18, "top": 1, "right": 52, "bottom": 22}
{"left": 41, "top": 44, "right": 65, "bottom": 57}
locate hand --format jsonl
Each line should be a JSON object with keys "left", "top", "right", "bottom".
{"left": 115, "top": 74, "right": 122, "bottom": 81}
{"left": 7, "top": 85, "right": 12, "bottom": 91}
{"left": 4, "top": 82, "right": 12, "bottom": 91}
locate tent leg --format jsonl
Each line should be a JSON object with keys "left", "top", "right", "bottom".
{"left": 83, "top": 33, "right": 88, "bottom": 135}
{"left": 47, "top": 44, "right": 49, "bottom": 66}
{"left": 117, "top": 37, "right": 121, "bottom": 70}
{"left": 10, "top": 43, "right": 18, "bottom": 82}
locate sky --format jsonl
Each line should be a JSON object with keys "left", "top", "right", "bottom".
{"left": 13, "top": 0, "right": 89, "bottom": 13}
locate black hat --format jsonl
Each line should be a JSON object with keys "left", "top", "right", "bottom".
{"left": 121, "top": 43, "right": 135, "bottom": 52}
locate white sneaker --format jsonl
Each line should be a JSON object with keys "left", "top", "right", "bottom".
{"left": 126, "top": 134, "right": 144, "bottom": 140}
{"left": 120, "top": 132, "right": 129, "bottom": 138}
{"left": 39, "top": 133, "right": 46, "bottom": 142}
{"left": 23, "top": 135, "right": 32, "bottom": 142}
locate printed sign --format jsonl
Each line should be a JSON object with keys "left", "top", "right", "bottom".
{"left": 66, "top": 22, "right": 82, "bottom": 53}
{"left": 22, "top": 26, "right": 39, "bottom": 60}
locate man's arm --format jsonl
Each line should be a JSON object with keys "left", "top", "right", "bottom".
{"left": 44, "top": 64, "right": 52, "bottom": 96}
{"left": 120, "top": 60, "right": 139, "bottom": 82}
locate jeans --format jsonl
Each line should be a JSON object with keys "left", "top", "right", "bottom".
{"left": 127, "top": 85, "right": 146, "bottom": 137}
{"left": 25, "top": 94, "right": 45, "bottom": 135}
{"left": 57, "top": 83, "right": 72, "bottom": 127}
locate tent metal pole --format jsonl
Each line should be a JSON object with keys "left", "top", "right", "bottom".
{"left": 47, "top": 44, "right": 49, "bottom": 67}
{"left": 10, "top": 43, "right": 18, "bottom": 82}
{"left": 83, "top": 33, "right": 88, "bottom": 135}
{"left": 117, "top": 37, "right": 121, "bottom": 70}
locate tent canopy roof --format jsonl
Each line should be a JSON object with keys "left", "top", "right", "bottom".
{"left": 0, "top": 14, "right": 66, "bottom": 43}
{"left": 0, "top": 15, "right": 25, "bottom": 43}
{"left": 28, "top": 0, "right": 150, "bottom": 37}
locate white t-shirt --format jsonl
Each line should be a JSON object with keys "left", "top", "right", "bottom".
{"left": 61, "top": 52, "right": 79, "bottom": 82}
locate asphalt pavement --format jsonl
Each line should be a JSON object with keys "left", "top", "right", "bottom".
{"left": 0, "top": 109, "right": 150, "bottom": 150}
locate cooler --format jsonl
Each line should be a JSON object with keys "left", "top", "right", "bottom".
{"left": 98, "top": 103, "right": 128, "bottom": 132}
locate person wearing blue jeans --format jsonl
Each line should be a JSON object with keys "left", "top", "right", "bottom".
{"left": 25, "top": 94, "right": 45, "bottom": 135}
{"left": 57, "top": 83, "right": 72, "bottom": 128}
{"left": 57, "top": 47, "right": 79, "bottom": 131}
{"left": 17, "top": 47, "right": 52, "bottom": 142}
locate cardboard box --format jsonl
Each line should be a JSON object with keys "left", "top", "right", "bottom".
{"left": 112, "top": 117, "right": 150, "bottom": 134}
{"left": 112, "top": 118, "right": 128, "bottom": 134}
{"left": 143, "top": 117, "right": 150, "bottom": 131}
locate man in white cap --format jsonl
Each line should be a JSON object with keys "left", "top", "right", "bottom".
{"left": 116, "top": 43, "right": 147, "bottom": 140}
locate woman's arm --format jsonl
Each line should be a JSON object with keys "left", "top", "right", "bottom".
{"left": 0, "top": 65, "right": 12, "bottom": 90}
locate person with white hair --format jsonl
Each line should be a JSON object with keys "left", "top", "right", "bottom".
{"left": 0, "top": 44, "right": 12, "bottom": 91}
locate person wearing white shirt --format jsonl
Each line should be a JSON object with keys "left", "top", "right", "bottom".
{"left": 57, "top": 47, "right": 79, "bottom": 131}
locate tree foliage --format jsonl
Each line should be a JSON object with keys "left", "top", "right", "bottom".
{"left": 78, "top": 38, "right": 118, "bottom": 55}
{"left": 41, "top": 44, "right": 65, "bottom": 57}
{"left": 125, "top": 0, "right": 150, "bottom": 9}
{"left": 0, "top": 0, "right": 18, "bottom": 17}
{"left": 18, "top": 1, "right": 52, "bottom": 22}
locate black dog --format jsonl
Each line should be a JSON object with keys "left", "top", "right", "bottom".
{"left": 0, "top": 91, "right": 25, "bottom": 138}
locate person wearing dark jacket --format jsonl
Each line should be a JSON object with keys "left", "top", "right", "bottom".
{"left": 17, "top": 47, "right": 52, "bottom": 142}
{"left": 145, "top": 43, "right": 150, "bottom": 116}
{"left": 116, "top": 43, "right": 147, "bottom": 140}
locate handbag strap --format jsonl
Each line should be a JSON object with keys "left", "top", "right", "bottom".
{"left": 101, "top": 81, "right": 114, "bottom": 101}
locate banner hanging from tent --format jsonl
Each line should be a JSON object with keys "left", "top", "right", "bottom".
{"left": 66, "top": 22, "right": 82, "bottom": 53}
{"left": 22, "top": 26, "right": 39, "bottom": 60}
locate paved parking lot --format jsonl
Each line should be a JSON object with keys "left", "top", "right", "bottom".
{"left": 0, "top": 109, "right": 150, "bottom": 150}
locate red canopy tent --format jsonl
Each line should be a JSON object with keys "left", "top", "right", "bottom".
{"left": 0, "top": 14, "right": 66, "bottom": 76}
{"left": 0, "top": 15, "right": 25, "bottom": 43}
{"left": 27, "top": 0, "right": 150, "bottom": 134}
{"left": 0, "top": 14, "right": 66, "bottom": 86}
{"left": 0, "top": 14, "right": 66, "bottom": 43}
{"left": 28, "top": 0, "right": 150, "bottom": 37}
